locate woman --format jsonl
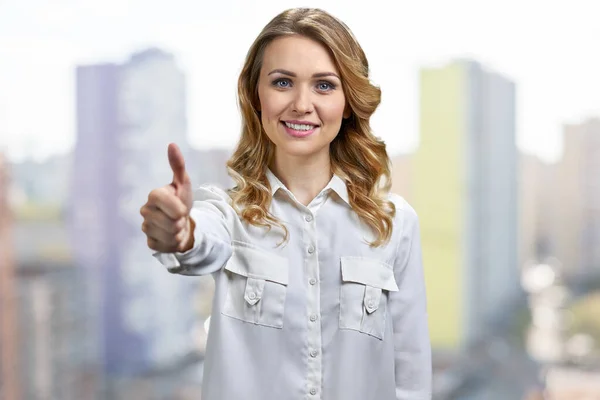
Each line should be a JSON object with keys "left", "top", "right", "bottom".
{"left": 140, "top": 7, "right": 431, "bottom": 400}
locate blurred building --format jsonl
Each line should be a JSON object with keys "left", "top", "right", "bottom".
{"left": 0, "top": 154, "right": 20, "bottom": 400}
{"left": 14, "top": 213, "right": 100, "bottom": 400}
{"left": 543, "top": 366, "right": 600, "bottom": 399}
{"left": 187, "top": 148, "right": 232, "bottom": 189}
{"left": 413, "top": 59, "right": 520, "bottom": 350}
{"left": 519, "top": 152, "right": 558, "bottom": 267}
{"left": 390, "top": 152, "right": 413, "bottom": 200}
{"left": 554, "top": 117, "right": 600, "bottom": 278}
{"left": 10, "top": 152, "right": 71, "bottom": 206}
{"left": 69, "top": 47, "right": 231, "bottom": 394}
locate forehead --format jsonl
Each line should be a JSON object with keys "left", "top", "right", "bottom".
{"left": 261, "top": 35, "right": 340, "bottom": 76}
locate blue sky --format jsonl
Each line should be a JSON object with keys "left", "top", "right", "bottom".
{"left": 0, "top": 0, "right": 599, "bottom": 162}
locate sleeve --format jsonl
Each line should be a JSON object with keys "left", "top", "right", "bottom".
{"left": 388, "top": 198, "right": 432, "bottom": 399}
{"left": 152, "top": 186, "right": 234, "bottom": 276}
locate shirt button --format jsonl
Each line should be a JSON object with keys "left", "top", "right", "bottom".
{"left": 307, "top": 245, "right": 315, "bottom": 254}
{"left": 249, "top": 292, "right": 256, "bottom": 300}
{"left": 310, "top": 350, "right": 318, "bottom": 358}
{"left": 310, "top": 314, "right": 318, "bottom": 322}
{"left": 309, "top": 278, "right": 317, "bottom": 285}
{"left": 367, "top": 300, "right": 375, "bottom": 309}
{"left": 310, "top": 388, "right": 317, "bottom": 395}
{"left": 305, "top": 214, "right": 313, "bottom": 222}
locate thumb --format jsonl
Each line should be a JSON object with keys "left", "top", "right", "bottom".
{"left": 168, "top": 143, "right": 189, "bottom": 186}
{"left": 167, "top": 143, "right": 193, "bottom": 210}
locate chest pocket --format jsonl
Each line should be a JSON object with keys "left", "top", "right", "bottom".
{"left": 339, "top": 257, "right": 399, "bottom": 340}
{"left": 222, "top": 244, "right": 289, "bottom": 329}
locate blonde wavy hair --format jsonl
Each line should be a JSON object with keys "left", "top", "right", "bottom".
{"left": 226, "top": 7, "right": 396, "bottom": 247}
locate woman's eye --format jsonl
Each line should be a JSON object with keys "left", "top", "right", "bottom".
{"left": 317, "top": 81, "right": 335, "bottom": 91}
{"left": 273, "top": 79, "right": 291, "bottom": 88}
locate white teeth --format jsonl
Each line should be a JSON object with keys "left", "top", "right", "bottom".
{"left": 284, "top": 122, "right": 316, "bottom": 131}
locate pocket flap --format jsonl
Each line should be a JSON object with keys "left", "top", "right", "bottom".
{"left": 340, "top": 257, "right": 399, "bottom": 292}
{"left": 224, "top": 244, "right": 289, "bottom": 285}
{"left": 244, "top": 277, "right": 265, "bottom": 305}
{"left": 364, "top": 286, "right": 382, "bottom": 314}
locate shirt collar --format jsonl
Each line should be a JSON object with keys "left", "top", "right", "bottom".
{"left": 266, "top": 168, "right": 350, "bottom": 206}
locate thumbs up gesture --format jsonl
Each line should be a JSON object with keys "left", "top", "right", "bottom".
{"left": 140, "top": 143, "right": 195, "bottom": 253}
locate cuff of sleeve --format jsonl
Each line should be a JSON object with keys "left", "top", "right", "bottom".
{"left": 152, "top": 240, "right": 198, "bottom": 269}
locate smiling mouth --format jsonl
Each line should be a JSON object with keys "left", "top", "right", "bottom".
{"left": 282, "top": 121, "right": 319, "bottom": 131}
{"left": 281, "top": 121, "right": 319, "bottom": 138}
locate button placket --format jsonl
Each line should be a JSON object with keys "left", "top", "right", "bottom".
{"left": 304, "top": 204, "right": 322, "bottom": 399}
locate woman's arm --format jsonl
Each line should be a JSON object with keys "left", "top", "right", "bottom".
{"left": 388, "top": 198, "right": 432, "bottom": 399}
{"left": 153, "top": 186, "right": 234, "bottom": 276}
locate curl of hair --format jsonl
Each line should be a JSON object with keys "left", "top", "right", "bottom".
{"left": 226, "top": 7, "right": 395, "bottom": 247}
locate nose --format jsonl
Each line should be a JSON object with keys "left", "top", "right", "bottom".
{"left": 291, "top": 85, "right": 314, "bottom": 115}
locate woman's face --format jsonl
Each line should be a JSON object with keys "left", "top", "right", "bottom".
{"left": 257, "top": 35, "right": 349, "bottom": 160}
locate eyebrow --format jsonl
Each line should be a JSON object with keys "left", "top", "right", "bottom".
{"left": 267, "top": 69, "right": 340, "bottom": 80}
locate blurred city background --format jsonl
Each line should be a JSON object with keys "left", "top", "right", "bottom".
{"left": 1, "top": 1, "right": 599, "bottom": 399}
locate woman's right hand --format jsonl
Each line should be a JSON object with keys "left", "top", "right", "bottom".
{"left": 140, "top": 143, "right": 195, "bottom": 253}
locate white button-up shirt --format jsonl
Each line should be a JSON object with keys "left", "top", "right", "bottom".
{"left": 153, "top": 170, "right": 432, "bottom": 400}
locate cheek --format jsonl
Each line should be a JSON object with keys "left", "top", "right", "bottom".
{"left": 321, "top": 97, "right": 347, "bottom": 123}
{"left": 258, "top": 89, "right": 285, "bottom": 122}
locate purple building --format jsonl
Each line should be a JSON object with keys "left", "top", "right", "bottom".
{"left": 69, "top": 49, "right": 205, "bottom": 386}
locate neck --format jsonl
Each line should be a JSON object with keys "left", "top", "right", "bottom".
{"left": 270, "top": 148, "right": 332, "bottom": 206}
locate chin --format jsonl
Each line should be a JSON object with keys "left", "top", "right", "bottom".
{"left": 276, "top": 141, "right": 328, "bottom": 159}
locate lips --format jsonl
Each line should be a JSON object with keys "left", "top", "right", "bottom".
{"left": 281, "top": 121, "right": 318, "bottom": 138}
{"left": 283, "top": 121, "right": 319, "bottom": 130}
